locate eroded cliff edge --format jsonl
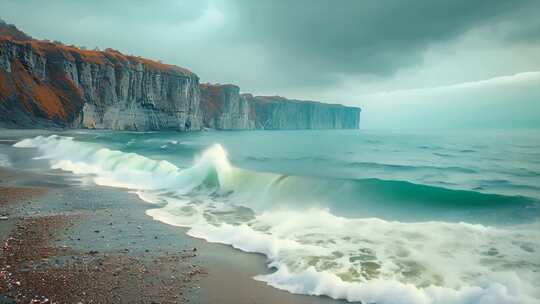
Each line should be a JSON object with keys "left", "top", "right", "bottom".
{"left": 0, "top": 21, "right": 360, "bottom": 130}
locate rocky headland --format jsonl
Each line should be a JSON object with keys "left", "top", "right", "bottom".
{"left": 0, "top": 21, "right": 360, "bottom": 131}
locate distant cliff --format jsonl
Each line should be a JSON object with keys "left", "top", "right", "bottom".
{"left": 248, "top": 95, "right": 360, "bottom": 130}
{"left": 0, "top": 21, "right": 360, "bottom": 130}
{"left": 199, "top": 83, "right": 254, "bottom": 130}
{"left": 199, "top": 84, "right": 360, "bottom": 130}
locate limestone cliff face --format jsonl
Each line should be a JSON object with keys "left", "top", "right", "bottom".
{"left": 199, "top": 83, "right": 254, "bottom": 130}
{"left": 247, "top": 95, "right": 360, "bottom": 130}
{"left": 199, "top": 84, "right": 360, "bottom": 130}
{"left": 0, "top": 22, "right": 360, "bottom": 131}
{"left": 71, "top": 56, "right": 201, "bottom": 131}
{"left": 0, "top": 34, "right": 201, "bottom": 130}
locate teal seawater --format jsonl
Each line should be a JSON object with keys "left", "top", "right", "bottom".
{"left": 10, "top": 129, "right": 540, "bottom": 304}
{"left": 75, "top": 129, "right": 540, "bottom": 221}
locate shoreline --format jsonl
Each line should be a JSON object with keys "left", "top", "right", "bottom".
{"left": 0, "top": 143, "right": 343, "bottom": 303}
{"left": 0, "top": 166, "right": 202, "bottom": 303}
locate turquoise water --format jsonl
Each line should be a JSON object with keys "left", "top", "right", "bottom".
{"left": 10, "top": 129, "right": 540, "bottom": 304}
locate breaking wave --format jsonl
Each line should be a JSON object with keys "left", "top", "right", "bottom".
{"left": 14, "top": 135, "right": 540, "bottom": 304}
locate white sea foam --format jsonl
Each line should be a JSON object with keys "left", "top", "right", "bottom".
{"left": 14, "top": 135, "right": 540, "bottom": 304}
{"left": 184, "top": 209, "right": 540, "bottom": 304}
{"left": 14, "top": 135, "right": 231, "bottom": 192}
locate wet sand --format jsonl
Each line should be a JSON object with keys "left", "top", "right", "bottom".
{"left": 0, "top": 138, "right": 345, "bottom": 304}
{"left": 0, "top": 167, "right": 201, "bottom": 303}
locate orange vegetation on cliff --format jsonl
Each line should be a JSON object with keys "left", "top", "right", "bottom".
{"left": 1, "top": 22, "right": 197, "bottom": 126}
{"left": 0, "top": 21, "right": 31, "bottom": 41}
{"left": 26, "top": 39, "right": 193, "bottom": 74}
{"left": 0, "top": 35, "right": 193, "bottom": 75}
{"left": 31, "top": 85, "right": 66, "bottom": 118}
{"left": 0, "top": 21, "right": 193, "bottom": 75}
{"left": 9, "top": 60, "right": 67, "bottom": 119}
{"left": 199, "top": 83, "right": 225, "bottom": 120}
{"left": 103, "top": 48, "right": 129, "bottom": 64}
{"left": 127, "top": 56, "right": 193, "bottom": 74}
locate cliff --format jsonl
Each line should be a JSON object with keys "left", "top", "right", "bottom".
{"left": 199, "top": 84, "right": 360, "bottom": 130}
{"left": 0, "top": 22, "right": 359, "bottom": 130}
{"left": 247, "top": 95, "right": 360, "bottom": 130}
{"left": 199, "top": 83, "right": 254, "bottom": 130}
{"left": 0, "top": 21, "right": 200, "bottom": 130}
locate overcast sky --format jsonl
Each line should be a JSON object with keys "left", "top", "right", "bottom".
{"left": 2, "top": 0, "right": 539, "bottom": 129}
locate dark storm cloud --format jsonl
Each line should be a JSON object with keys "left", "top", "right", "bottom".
{"left": 2, "top": 0, "right": 539, "bottom": 91}
{"left": 502, "top": 16, "right": 540, "bottom": 44}
{"left": 220, "top": 0, "right": 539, "bottom": 86}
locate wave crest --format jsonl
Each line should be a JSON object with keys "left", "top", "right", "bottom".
{"left": 15, "top": 135, "right": 231, "bottom": 194}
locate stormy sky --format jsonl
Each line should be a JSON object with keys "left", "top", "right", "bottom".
{"left": 2, "top": 0, "right": 540, "bottom": 129}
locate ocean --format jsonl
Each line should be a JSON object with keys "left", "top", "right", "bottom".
{"left": 7, "top": 129, "right": 540, "bottom": 304}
